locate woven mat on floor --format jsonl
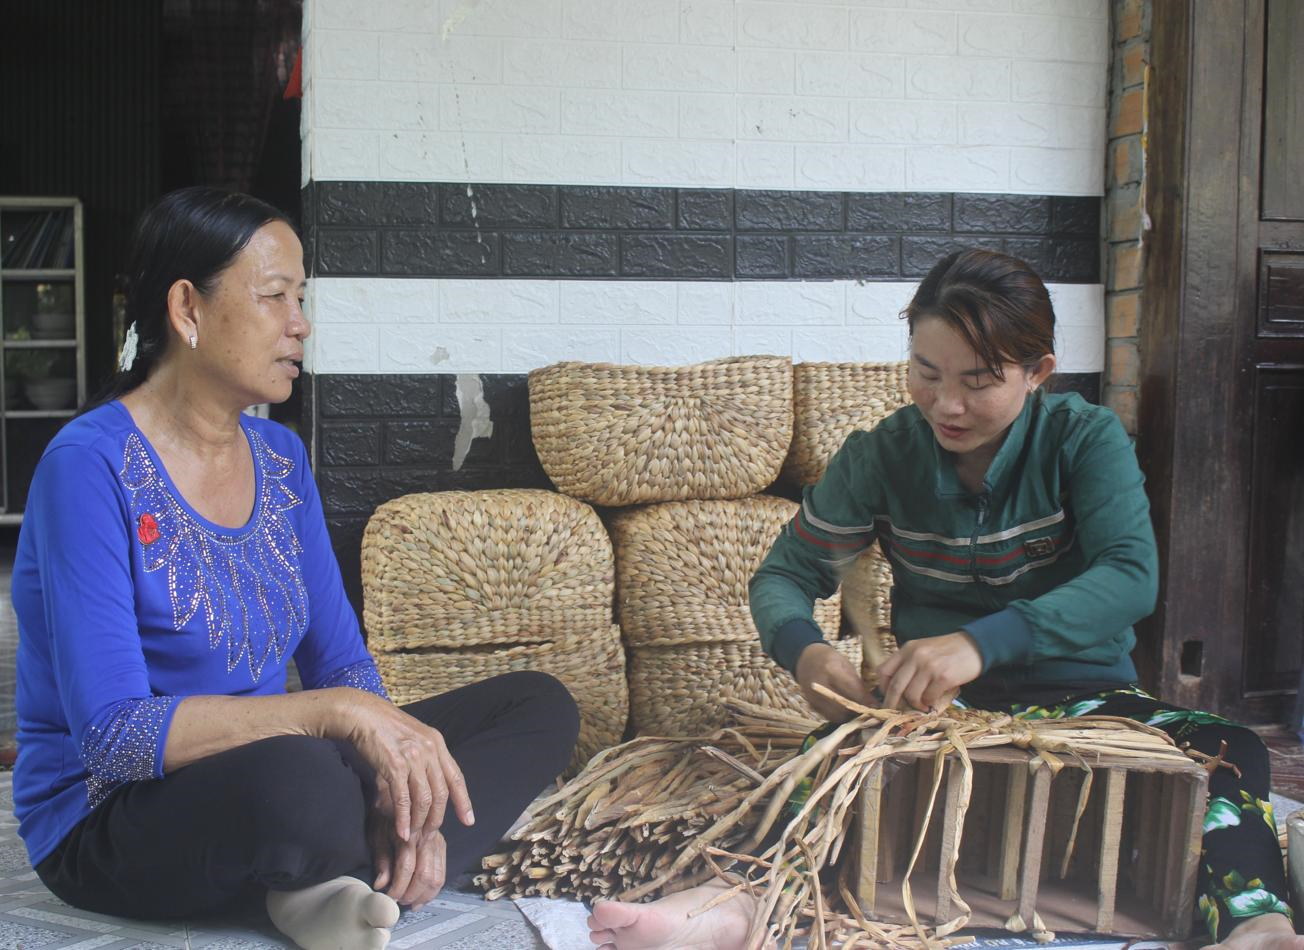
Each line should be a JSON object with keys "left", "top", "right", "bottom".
{"left": 0, "top": 772, "right": 544, "bottom": 949}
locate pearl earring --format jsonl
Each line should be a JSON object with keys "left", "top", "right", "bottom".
{"left": 188, "top": 334, "right": 197, "bottom": 350}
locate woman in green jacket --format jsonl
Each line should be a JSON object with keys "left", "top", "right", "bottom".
{"left": 588, "top": 250, "right": 1299, "bottom": 950}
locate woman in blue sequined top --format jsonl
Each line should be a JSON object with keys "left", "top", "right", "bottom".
{"left": 11, "top": 187, "right": 579, "bottom": 950}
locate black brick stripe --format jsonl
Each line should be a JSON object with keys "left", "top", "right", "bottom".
{"left": 304, "top": 182, "right": 1101, "bottom": 283}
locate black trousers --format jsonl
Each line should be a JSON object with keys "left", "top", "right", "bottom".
{"left": 35, "top": 671, "right": 579, "bottom": 921}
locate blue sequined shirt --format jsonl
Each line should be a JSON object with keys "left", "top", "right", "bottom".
{"left": 11, "top": 401, "right": 388, "bottom": 866}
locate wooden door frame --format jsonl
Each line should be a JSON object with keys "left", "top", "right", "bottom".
{"left": 1137, "top": 0, "right": 1294, "bottom": 722}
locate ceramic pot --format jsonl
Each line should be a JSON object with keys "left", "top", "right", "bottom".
{"left": 24, "top": 377, "right": 77, "bottom": 410}
{"left": 32, "top": 311, "right": 75, "bottom": 340}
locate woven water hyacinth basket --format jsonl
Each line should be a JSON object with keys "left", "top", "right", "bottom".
{"left": 609, "top": 495, "right": 850, "bottom": 736}
{"left": 528, "top": 356, "right": 794, "bottom": 506}
{"left": 783, "top": 361, "right": 911, "bottom": 486}
{"left": 608, "top": 495, "right": 841, "bottom": 647}
{"left": 361, "top": 489, "right": 614, "bottom": 653}
{"left": 373, "top": 631, "right": 627, "bottom": 772}
{"left": 628, "top": 637, "right": 861, "bottom": 736}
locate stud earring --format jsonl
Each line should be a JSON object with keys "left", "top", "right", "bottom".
{"left": 188, "top": 334, "right": 197, "bottom": 350}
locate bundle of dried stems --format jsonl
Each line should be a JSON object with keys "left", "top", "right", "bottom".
{"left": 479, "top": 690, "right": 1199, "bottom": 950}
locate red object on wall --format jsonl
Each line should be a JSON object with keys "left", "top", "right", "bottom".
{"left": 283, "top": 46, "right": 301, "bottom": 100}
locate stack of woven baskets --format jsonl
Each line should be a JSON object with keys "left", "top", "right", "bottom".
{"left": 358, "top": 354, "right": 911, "bottom": 762}
{"left": 360, "top": 489, "right": 627, "bottom": 771}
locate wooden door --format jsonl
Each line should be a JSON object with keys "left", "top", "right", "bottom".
{"left": 1139, "top": 0, "right": 1303, "bottom": 723}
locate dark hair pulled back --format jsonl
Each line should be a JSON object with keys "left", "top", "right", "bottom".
{"left": 903, "top": 249, "right": 1055, "bottom": 381}
{"left": 83, "top": 186, "right": 293, "bottom": 412}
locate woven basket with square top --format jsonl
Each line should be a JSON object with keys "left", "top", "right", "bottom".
{"left": 528, "top": 356, "right": 794, "bottom": 506}
{"left": 608, "top": 495, "right": 853, "bottom": 735}
{"left": 361, "top": 489, "right": 627, "bottom": 771}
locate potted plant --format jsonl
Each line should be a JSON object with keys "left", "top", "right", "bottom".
{"left": 6, "top": 327, "right": 75, "bottom": 410}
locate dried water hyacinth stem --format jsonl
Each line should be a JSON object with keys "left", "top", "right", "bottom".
{"left": 479, "top": 693, "right": 1198, "bottom": 948}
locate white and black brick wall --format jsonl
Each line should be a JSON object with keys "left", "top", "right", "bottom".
{"left": 299, "top": 0, "right": 1111, "bottom": 618}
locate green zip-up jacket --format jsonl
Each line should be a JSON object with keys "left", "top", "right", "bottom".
{"left": 750, "top": 391, "right": 1158, "bottom": 703}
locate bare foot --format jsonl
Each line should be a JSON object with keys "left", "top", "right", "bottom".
{"left": 587, "top": 881, "right": 773, "bottom": 950}
{"left": 1201, "top": 912, "right": 1304, "bottom": 950}
{"left": 267, "top": 875, "right": 401, "bottom": 950}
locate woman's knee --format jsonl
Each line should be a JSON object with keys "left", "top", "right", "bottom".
{"left": 515, "top": 670, "right": 581, "bottom": 743}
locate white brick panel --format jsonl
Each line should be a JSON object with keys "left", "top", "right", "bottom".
{"left": 736, "top": 142, "right": 796, "bottom": 188}
{"left": 379, "top": 325, "right": 504, "bottom": 373}
{"left": 679, "top": 94, "right": 738, "bottom": 141}
{"left": 380, "top": 132, "right": 503, "bottom": 181}
{"left": 309, "top": 324, "right": 380, "bottom": 373}
{"left": 305, "top": 278, "right": 1103, "bottom": 373}
{"left": 379, "top": 34, "right": 502, "bottom": 84}
{"left": 959, "top": 104, "right": 1105, "bottom": 151}
{"left": 316, "top": 80, "right": 438, "bottom": 130}
{"left": 309, "top": 130, "right": 380, "bottom": 180}
{"left": 733, "top": 326, "right": 793, "bottom": 357}
{"left": 560, "top": 281, "right": 678, "bottom": 324}
{"left": 680, "top": 1, "right": 736, "bottom": 46}
{"left": 502, "top": 135, "right": 621, "bottom": 182}
{"left": 1013, "top": 0, "right": 1105, "bottom": 17}
{"left": 1010, "top": 147, "right": 1102, "bottom": 196}
{"left": 795, "top": 145, "right": 906, "bottom": 189}
{"left": 622, "top": 139, "right": 735, "bottom": 186}
{"left": 738, "top": 50, "right": 796, "bottom": 94}
{"left": 502, "top": 327, "right": 621, "bottom": 371}
{"left": 908, "top": 0, "right": 1010, "bottom": 10}
{"left": 305, "top": 2, "right": 1109, "bottom": 193}
{"left": 620, "top": 326, "right": 735, "bottom": 364}
{"left": 503, "top": 40, "right": 621, "bottom": 88}
{"left": 317, "top": 31, "right": 380, "bottom": 80}
{"left": 850, "top": 100, "right": 957, "bottom": 145}
{"left": 846, "top": 282, "right": 918, "bottom": 325}
{"left": 736, "top": 282, "right": 845, "bottom": 326}
{"left": 1047, "top": 283, "right": 1104, "bottom": 327}
{"left": 561, "top": 91, "right": 679, "bottom": 138}
{"left": 958, "top": 13, "right": 1106, "bottom": 63}
{"left": 737, "top": 96, "right": 849, "bottom": 142}
{"left": 849, "top": 10, "right": 957, "bottom": 54}
{"left": 438, "top": 86, "right": 560, "bottom": 133}
{"left": 906, "top": 145, "right": 1009, "bottom": 191}
{"left": 563, "top": 0, "right": 680, "bottom": 42}
{"left": 1055, "top": 323, "right": 1104, "bottom": 373}
{"left": 439, "top": 0, "right": 562, "bottom": 39}
{"left": 794, "top": 325, "right": 909, "bottom": 362}
{"left": 440, "top": 279, "right": 560, "bottom": 324}
{"left": 317, "top": 0, "right": 440, "bottom": 33}
{"left": 905, "top": 56, "right": 1010, "bottom": 100}
{"left": 677, "top": 283, "right": 736, "bottom": 324}
{"left": 312, "top": 278, "right": 438, "bottom": 324}
{"left": 736, "top": 3, "right": 850, "bottom": 50}
{"left": 1011, "top": 61, "right": 1106, "bottom": 108}
{"left": 623, "top": 45, "right": 736, "bottom": 92}
{"left": 795, "top": 53, "right": 905, "bottom": 99}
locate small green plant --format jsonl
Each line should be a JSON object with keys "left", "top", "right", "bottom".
{"left": 5, "top": 327, "right": 59, "bottom": 381}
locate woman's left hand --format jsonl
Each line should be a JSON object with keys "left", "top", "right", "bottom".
{"left": 877, "top": 632, "right": 983, "bottom": 711}
{"left": 369, "top": 811, "right": 447, "bottom": 909}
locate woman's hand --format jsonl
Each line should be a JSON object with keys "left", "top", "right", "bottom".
{"left": 794, "top": 643, "right": 877, "bottom": 722}
{"left": 877, "top": 632, "right": 983, "bottom": 712}
{"left": 336, "top": 690, "right": 474, "bottom": 844}
{"left": 369, "top": 812, "right": 447, "bottom": 909}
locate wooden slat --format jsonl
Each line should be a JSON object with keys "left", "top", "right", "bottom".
{"left": 999, "top": 763, "right": 1028, "bottom": 901}
{"left": 1167, "top": 773, "right": 1208, "bottom": 937}
{"left": 1095, "top": 768, "right": 1127, "bottom": 933}
{"left": 1018, "top": 764, "right": 1053, "bottom": 925}
{"left": 856, "top": 764, "right": 886, "bottom": 913}
{"left": 935, "top": 759, "right": 966, "bottom": 922}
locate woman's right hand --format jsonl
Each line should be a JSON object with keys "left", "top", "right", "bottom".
{"left": 794, "top": 643, "right": 876, "bottom": 722}
{"left": 333, "top": 690, "right": 475, "bottom": 844}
